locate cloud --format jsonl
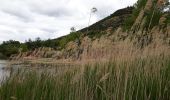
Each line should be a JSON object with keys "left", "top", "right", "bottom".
{"left": 0, "top": 0, "right": 137, "bottom": 42}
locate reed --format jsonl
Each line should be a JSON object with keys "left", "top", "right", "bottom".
{"left": 0, "top": 55, "right": 170, "bottom": 100}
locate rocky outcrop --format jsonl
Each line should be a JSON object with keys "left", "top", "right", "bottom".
{"left": 11, "top": 47, "right": 57, "bottom": 60}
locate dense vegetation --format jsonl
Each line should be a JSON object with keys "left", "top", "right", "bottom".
{"left": 123, "top": 0, "right": 170, "bottom": 31}
{"left": 0, "top": 32, "right": 81, "bottom": 59}
{"left": 0, "top": 40, "right": 21, "bottom": 59}
{"left": 123, "top": 0, "right": 148, "bottom": 30}
{"left": 0, "top": 55, "right": 170, "bottom": 100}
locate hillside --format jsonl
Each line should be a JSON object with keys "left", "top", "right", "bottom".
{"left": 0, "top": 0, "right": 170, "bottom": 63}
{"left": 79, "top": 7, "right": 134, "bottom": 33}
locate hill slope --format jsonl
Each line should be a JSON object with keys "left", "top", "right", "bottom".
{"left": 79, "top": 7, "right": 134, "bottom": 33}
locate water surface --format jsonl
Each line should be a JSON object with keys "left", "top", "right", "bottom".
{"left": 0, "top": 60, "right": 10, "bottom": 83}
{"left": 0, "top": 60, "right": 79, "bottom": 85}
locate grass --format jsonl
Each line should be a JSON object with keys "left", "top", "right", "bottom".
{"left": 0, "top": 55, "right": 170, "bottom": 100}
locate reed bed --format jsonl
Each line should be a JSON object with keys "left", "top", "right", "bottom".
{"left": 0, "top": 55, "right": 170, "bottom": 100}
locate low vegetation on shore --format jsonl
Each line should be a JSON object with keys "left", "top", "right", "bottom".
{"left": 0, "top": 55, "right": 170, "bottom": 100}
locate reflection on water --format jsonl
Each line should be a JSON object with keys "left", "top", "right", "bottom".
{"left": 0, "top": 60, "right": 10, "bottom": 83}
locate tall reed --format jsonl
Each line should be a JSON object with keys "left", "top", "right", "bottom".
{"left": 0, "top": 55, "right": 170, "bottom": 100}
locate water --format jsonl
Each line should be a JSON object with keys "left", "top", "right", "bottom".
{"left": 0, "top": 60, "right": 10, "bottom": 83}
{"left": 0, "top": 60, "right": 78, "bottom": 84}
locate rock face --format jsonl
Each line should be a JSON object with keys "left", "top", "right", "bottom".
{"left": 11, "top": 47, "right": 57, "bottom": 60}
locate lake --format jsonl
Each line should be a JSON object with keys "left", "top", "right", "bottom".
{"left": 0, "top": 60, "right": 78, "bottom": 84}
{"left": 0, "top": 60, "right": 10, "bottom": 83}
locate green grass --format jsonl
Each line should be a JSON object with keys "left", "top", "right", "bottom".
{"left": 0, "top": 55, "right": 170, "bottom": 100}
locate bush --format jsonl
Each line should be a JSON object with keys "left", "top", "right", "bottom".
{"left": 0, "top": 40, "right": 20, "bottom": 57}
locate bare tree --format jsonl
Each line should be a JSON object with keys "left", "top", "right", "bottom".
{"left": 87, "top": 7, "right": 98, "bottom": 33}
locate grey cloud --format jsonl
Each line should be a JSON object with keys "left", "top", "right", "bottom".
{"left": 1, "top": 9, "right": 33, "bottom": 22}
{"left": 41, "top": 28, "right": 57, "bottom": 33}
{"left": 31, "top": 7, "right": 73, "bottom": 18}
{"left": 0, "top": 0, "right": 137, "bottom": 42}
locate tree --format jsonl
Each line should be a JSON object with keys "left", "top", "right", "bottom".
{"left": 34, "top": 37, "right": 42, "bottom": 48}
{"left": 70, "top": 27, "right": 76, "bottom": 32}
{"left": 20, "top": 44, "right": 28, "bottom": 52}
{"left": 0, "top": 40, "right": 21, "bottom": 57}
{"left": 87, "top": 7, "right": 98, "bottom": 32}
{"left": 25, "top": 38, "right": 33, "bottom": 50}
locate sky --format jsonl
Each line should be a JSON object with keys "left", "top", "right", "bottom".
{"left": 0, "top": 0, "right": 137, "bottom": 42}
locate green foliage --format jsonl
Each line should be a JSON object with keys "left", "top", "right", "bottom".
{"left": 87, "top": 31, "right": 107, "bottom": 39}
{"left": 59, "top": 32, "right": 81, "bottom": 49}
{"left": 144, "top": 8, "right": 163, "bottom": 30}
{"left": 42, "top": 39, "right": 57, "bottom": 48}
{"left": 0, "top": 32, "right": 81, "bottom": 58}
{"left": 123, "top": 15, "right": 136, "bottom": 31}
{"left": 123, "top": 0, "right": 170, "bottom": 31}
{"left": 0, "top": 40, "right": 20, "bottom": 58}
{"left": 0, "top": 56, "right": 170, "bottom": 99}
{"left": 123, "top": 0, "right": 147, "bottom": 31}
{"left": 165, "top": 14, "right": 170, "bottom": 25}
{"left": 0, "top": 53, "right": 7, "bottom": 59}
{"left": 59, "top": 37, "right": 68, "bottom": 49}
{"left": 134, "top": 0, "right": 147, "bottom": 11}
{"left": 20, "top": 44, "right": 28, "bottom": 52}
